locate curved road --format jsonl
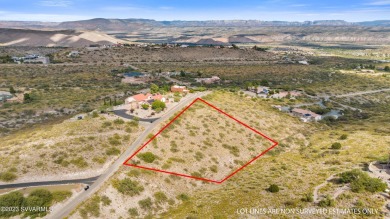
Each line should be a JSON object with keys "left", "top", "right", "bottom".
{"left": 0, "top": 176, "right": 99, "bottom": 190}
{"left": 50, "top": 92, "right": 209, "bottom": 219}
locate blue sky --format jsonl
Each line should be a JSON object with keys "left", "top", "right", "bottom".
{"left": 0, "top": 0, "right": 389, "bottom": 22}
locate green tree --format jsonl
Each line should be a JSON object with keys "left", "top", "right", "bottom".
{"left": 150, "top": 83, "right": 159, "bottom": 94}
{"left": 385, "top": 66, "right": 390, "bottom": 72}
{"left": 152, "top": 100, "right": 166, "bottom": 111}
{"left": 180, "top": 70, "right": 186, "bottom": 77}
{"left": 141, "top": 103, "right": 149, "bottom": 110}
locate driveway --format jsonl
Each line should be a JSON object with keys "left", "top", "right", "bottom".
{"left": 113, "top": 109, "right": 159, "bottom": 123}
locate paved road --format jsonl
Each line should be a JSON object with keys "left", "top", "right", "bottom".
{"left": 49, "top": 91, "right": 209, "bottom": 219}
{"left": 0, "top": 176, "right": 99, "bottom": 190}
{"left": 113, "top": 109, "right": 159, "bottom": 122}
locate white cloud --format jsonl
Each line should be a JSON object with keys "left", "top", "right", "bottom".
{"left": 365, "top": 0, "right": 390, "bottom": 5}
{"left": 38, "top": 0, "right": 72, "bottom": 7}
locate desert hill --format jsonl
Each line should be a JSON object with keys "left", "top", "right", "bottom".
{"left": 0, "top": 28, "right": 123, "bottom": 47}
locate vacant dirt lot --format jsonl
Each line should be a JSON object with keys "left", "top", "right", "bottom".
{"left": 128, "top": 98, "right": 275, "bottom": 182}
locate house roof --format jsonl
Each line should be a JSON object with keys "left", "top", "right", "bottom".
{"left": 128, "top": 93, "right": 163, "bottom": 102}
{"left": 132, "top": 93, "right": 149, "bottom": 102}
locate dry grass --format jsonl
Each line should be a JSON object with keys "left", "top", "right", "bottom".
{"left": 0, "top": 114, "right": 143, "bottom": 182}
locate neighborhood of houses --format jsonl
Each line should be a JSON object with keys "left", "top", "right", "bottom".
{"left": 245, "top": 86, "right": 342, "bottom": 122}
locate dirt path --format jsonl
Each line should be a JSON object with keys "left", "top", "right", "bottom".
{"left": 313, "top": 174, "right": 349, "bottom": 203}
{"left": 313, "top": 175, "right": 335, "bottom": 203}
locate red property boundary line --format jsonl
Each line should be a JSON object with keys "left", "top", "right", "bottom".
{"left": 123, "top": 98, "right": 278, "bottom": 184}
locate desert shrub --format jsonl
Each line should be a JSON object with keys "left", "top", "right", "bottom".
{"left": 113, "top": 118, "right": 125, "bottom": 125}
{"left": 112, "top": 178, "right": 144, "bottom": 196}
{"left": 137, "top": 152, "right": 156, "bottom": 163}
{"left": 102, "top": 121, "right": 112, "bottom": 128}
{"left": 301, "top": 193, "right": 314, "bottom": 202}
{"left": 0, "top": 192, "right": 24, "bottom": 217}
{"left": 191, "top": 172, "right": 202, "bottom": 178}
{"left": 138, "top": 197, "right": 153, "bottom": 210}
{"left": 0, "top": 172, "right": 17, "bottom": 182}
{"left": 339, "top": 134, "right": 348, "bottom": 140}
{"left": 70, "top": 157, "right": 88, "bottom": 168}
{"left": 176, "top": 193, "right": 190, "bottom": 201}
{"left": 92, "top": 156, "right": 106, "bottom": 164}
{"left": 222, "top": 144, "right": 240, "bottom": 157}
{"left": 209, "top": 165, "right": 218, "bottom": 173}
{"left": 268, "top": 184, "right": 280, "bottom": 193}
{"left": 80, "top": 196, "right": 101, "bottom": 218}
{"left": 52, "top": 191, "right": 72, "bottom": 203}
{"left": 154, "top": 191, "right": 168, "bottom": 204}
{"left": 106, "top": 147, "right": 121, "bottom": 156}
{"left": 141, "top": 103, "right": 149, "bottom": 110}
{"left": 101, "top": 195, "right": 111, "bottom": 206}
{"left": 331, "top": 142, "right": 342, "bottom": 149}
{"left": 318, "top": 195, "right": 334, "bottom": 207}
{"left": 24, "top": 189, "right": 53, "bottom": 218}
{"left": 91, "top": 111, "right": 99, "bottom": 118}
{"left": 339, "top": 169, "right": 386, "bottom": 193}
{"left": 194, "top": 151, "right": 204, "bottom": 161}
{"left": 128, "top": 208, "right": 139, "bottom": 216}
{"left": 108, "top": 137, "right": 121, "bottom": 146}
{"left": 168, "top": 157, "right": 185, "bottom": 163}
{"left": 127, "top": 169, "right": 140, "bottom": 177}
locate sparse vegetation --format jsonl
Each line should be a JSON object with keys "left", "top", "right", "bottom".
{"left": 112, "top": 178, "right": 144, "bottom": 196}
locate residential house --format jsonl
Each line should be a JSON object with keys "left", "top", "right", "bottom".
{"left": 292, "top": 108, "right": 322, "bottom": 122}
{"left": 171, "top": 85, "right": 189, "bottom": 93}
{"left": 195, "top": 76, "right": 221, "bottom": 84}
{"left": 126, "top": 93, "right": 166, "bottom": 109}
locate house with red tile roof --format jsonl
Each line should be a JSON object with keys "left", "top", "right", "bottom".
{"left": 126, "top": 93, "right": 166, "bottom": 108}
